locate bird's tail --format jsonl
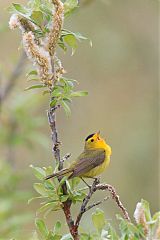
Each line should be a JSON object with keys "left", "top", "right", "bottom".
{"left": 45, "top": 168, "right": 73, "bottom": 180}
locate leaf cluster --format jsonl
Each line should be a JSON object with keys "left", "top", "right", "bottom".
{"left": 35, "top": 219, "right": 73, "bottom": 240}
{"left": 30, "top": 165, "right": 86, "bottom": 217}
{"left": 11, "top": 0, "right": 88, "bottom": 54}
{"left": 10, "top": 0, "right": 89, "bottom": 115}
{"left": 11, "top": 0, "right": 79, "bottom": 29}
{"left": 26, "top": 73, "right": 88, "bottom": 115}
{"left": 50, "top": 77, "right": 88, "bottom": 115}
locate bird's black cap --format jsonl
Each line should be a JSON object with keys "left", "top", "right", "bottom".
{"left": 85, "top": 133, "right": 95, "bottom": 141}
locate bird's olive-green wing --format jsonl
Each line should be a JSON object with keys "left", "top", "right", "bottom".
{"left": 70, "top": 149, "right": 105, "bottom": 178}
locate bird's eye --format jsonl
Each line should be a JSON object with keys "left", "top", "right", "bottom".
{"left": 91, "top": 139, "right": 94, "bottom": 142}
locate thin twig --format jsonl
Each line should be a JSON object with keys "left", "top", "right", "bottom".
{"left": 85, "top": 196, "right": 110, "bottom": 212}
{"left": 75, "top": 178, "right": 100, "bottom": 228}
{"left": 96, "top": 183, "right": 131, "bottom": 222}
{"left": 47, "top": 106, "right": 61, "bottom": 167}
{"left": 0, "top": 51, "right": 26, "bottom": 107}
{"left": 61, "top": 153, "right": 71, "bottom": 163}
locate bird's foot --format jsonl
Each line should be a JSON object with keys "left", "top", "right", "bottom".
{"left": 94, "top": 176, "right": 100, "bottom": 185}
{"left": 81, "top": 177, "right": 92, "bottom": 189}
{"left": 90, "top": 176, "right": 100, "bottom": 185}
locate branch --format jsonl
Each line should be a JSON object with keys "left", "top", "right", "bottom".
{"left": 47, "top": 106, "right": 61, "bottom": 167}
{"left": 0, "top": 51, "right": 26, "bottom": 107}
{"left": 46, "top": 1, "right": 77, "bottom": 238}
{"left": 75, "top": 178, "right": 100, "bottom": 228}
{"left": 75, "top": 179, "right": 131, "bottom": 233}
{"left": 96, "top": 183, "right": 131, "bottom": 221}
{"left": 61, "top": 153, "right": 71, "bottom": 163}
{"left": 48, "top": 90, "right": 76, "bottom": 239}
{"left": 85, "top": 196, "right": 110, "bottom": 212}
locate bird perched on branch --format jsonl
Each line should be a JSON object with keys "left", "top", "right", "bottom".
{"left": 45, "top": 132, "right": 112, "bottom": 181}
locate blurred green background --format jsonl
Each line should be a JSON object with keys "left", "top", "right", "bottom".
{"left": 0, "top": 0, "right": 159, "bottom": 239}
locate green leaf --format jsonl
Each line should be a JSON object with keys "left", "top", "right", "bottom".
{"left": 60, "top": 77, "right": 78, "bottom": 87}
{"left": 62, "top": 30, "right": 87, "bottom": 41}
{"left": 62, "top": 97, "right": 72, "bottom": 104}
{"left": 40, "top": 5, "right": 52, "bottom": 18}
{"left": 92, "top": 208, "right": 106, "bottom": 233}
{"left": 108, "top": 223, "right": 119, "bottom": 240}
{"left": 49, "top": 233, "right": 62, "bottom": 240}
{"left": 28, "top": 196, "right": 46, "bottom": 204}
{"left": 63, "top": 34, "right": 77, "bottom": 55}
{"left": 24, "top": 84, "right": 46, "bottom": 91}
{"left": 51, "top": 86, "right": 62, "bottom": 97}
{"left": 50, "top": 98, "right": 58, "bottom": 107}
{"left": 58, "top": 41, "right": 67, "bottom": 52}
{"left": 27, "top": 78, "right": 40, "bottom": 82}
{"left": 80, "top": 233, "right": 94, "bottom": 240}
{"left": 27, "top": 70, "right": 38, "bottom": 77}
{"left": 35, "top": 218, "right": 48, "bottom": 237}
{"left": 12, "top": 3, "right": 28, "bottom": 14}
{"left": 61, "top": 234, "right": 72, "bottom": 240}
{"left": 43, "top": 90, "right": 50, "bottom": 95}
{"left": 71, "top": 91, "right": 88, "bottom": 97}
{"left": 34, "top": 183, "right": 47, "bottom": 196}
{"left": 33, "top": 28, "right": 45, "bottom": 38}
{"left": 44, "top": 166, "right": 54, "bottom": 176}
{"left": 37, "top": 202, "right": 59, "bottom": 215}
{"left": 152, "top": 211, "right": 160, "bottom": 221}
{"left": 30, "top": 165, "right": 46, "bottom": 180}
{"left": 59, "top": 176, "right": 68, "bottom": 186}
{"left": 61, "top": 29, "right": 91, "bottom": 48}
{"left": 69, "top": 177, "right": 80, "bottom": 189}
{"left": 33, "top": 0, "right": 41, "bottom": 8}
{"left": 71, "top": 192, "right": 86, "bottom": 203}
{"left": 64, "top": 0, "right": 78, "bottom": 17}
{"left": 72, "top": 31, "right": 88, "bottom": 41}
{"left": 117, "top": 214, "right": 131, "bottom": 237}
{"left": 54, "top": 221, "right": 61, "bottom": 234}
{"left": 141, "top": 199, "right": 152, "bottom": 222}
{"left": 31, "top": 10, "right": 43, "bottom": 26}
{"left": 61, "top": 100, "right": 71, "bottom": 116}
{"left": 44, "top": 205, "right": 61, "bottom": 218}
{"left": 44, "top": 181, "right": 55, "bottom": 191}
{"left": 60, "top": 195, "right": 69, "bottom": 202}
{"left": 66, "top": 180, "right": 73, "bottom": 194}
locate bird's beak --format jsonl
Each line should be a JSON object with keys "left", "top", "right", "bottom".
{"left": 97, "top": 130, "right": 100, "bottom": 136}
{"left": 96, "top": 130, "right": 100, "bottom": 139}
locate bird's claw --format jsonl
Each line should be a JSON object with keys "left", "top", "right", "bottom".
{"left": 95, "top": 177, "right": 100, "bottom": 184}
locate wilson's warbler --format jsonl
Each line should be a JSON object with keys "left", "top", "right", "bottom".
{"left": 45, "top": 132, "right": 112, "bottom": 180}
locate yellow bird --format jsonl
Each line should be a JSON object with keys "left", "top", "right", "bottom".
{"left": 45, "top": 132, "right": 112, "bottom": 180}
